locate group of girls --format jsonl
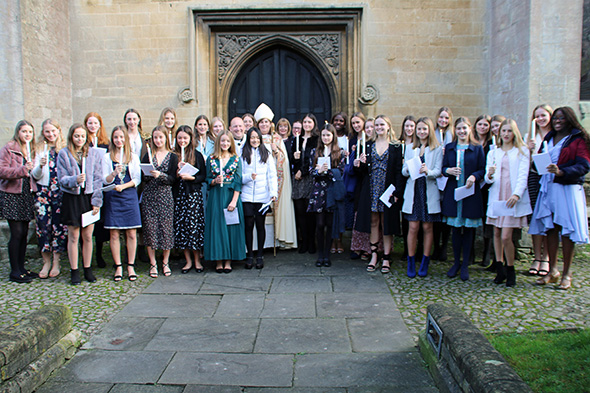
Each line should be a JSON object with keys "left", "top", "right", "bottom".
{"left": 2, "top": 104, "right": 588, "bottom": 290}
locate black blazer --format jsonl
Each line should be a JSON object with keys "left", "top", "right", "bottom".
{"left": 291, "top": 135, "right": 318, "bottom": 178}
{"left": 172, "top": 149, "right": 206, "bottom": 199}
{"left": 354, "top": 142, "right": 404, "bottom": 236}
{"left": 441, "top": 142, "right": 485, "bottom": 219}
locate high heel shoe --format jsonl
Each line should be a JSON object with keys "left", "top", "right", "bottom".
{"left": 181, "top": 263, "right": 193, "bottom": 274}
{"left": 557, "top": 275, "right": 572, "bottom": 290}
{"left": 127, "top": 262, "right": 137, "bottom": 282}
{"left": 114, "top": 263, "right": 123, "bottom": 282}
{"left": 535, "top": 271, "right": 560, "bottom": 285}
{"left": 149, "top": 264, "right": 158, "bottom": 278}
{"left": 162, "top": 263, "right": 172, "bottom": 277}
{"left": 366, "top": 242, "right": 379, "bottom": 272}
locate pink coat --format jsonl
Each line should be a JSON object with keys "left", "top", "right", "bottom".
{"left": 0, "top": 140, "right": 37, "bottom": 193}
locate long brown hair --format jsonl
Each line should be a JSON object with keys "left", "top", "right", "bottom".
{"left": 66, "top": 123, "right": 89, "bottom": 163}
{"left": 314, "top": 123, "right": 341, "bottom": 169}
{"left": 109, "top": 125, "right": 132, "bottom": 164}
{"left": 211, "top": 130, "right": 237, "bottom": 159}
{"left": 13, "top": 120, "right": 35, "bottom": 158}
{"left": 174, "top": 125, "right": 196, "bottom": 165}
{"left": 413, "top": 117, "right": 440, "bottom": 149}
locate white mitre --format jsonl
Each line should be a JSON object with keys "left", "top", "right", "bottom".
{"left": 254, "top": 103, "right": 274, "bottom": 122}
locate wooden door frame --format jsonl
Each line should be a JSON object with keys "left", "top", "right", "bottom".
{"left": 188, "top": 7, "right": 363, "bottom": 121}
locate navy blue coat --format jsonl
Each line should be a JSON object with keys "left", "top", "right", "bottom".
{"left": 441, "top": 142, "right": 485, "bottom": 219}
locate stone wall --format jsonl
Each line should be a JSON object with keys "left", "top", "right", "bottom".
{"left": 68, "top": 0, "right": 490, "bottom": 134}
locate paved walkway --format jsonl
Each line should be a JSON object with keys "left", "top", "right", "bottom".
{"left": 37, "top": 251, "right": 438, "bottom": 392}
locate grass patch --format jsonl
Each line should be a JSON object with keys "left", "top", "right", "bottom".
{"left": 488, "top": 329, "right": 590, "bottom": 393}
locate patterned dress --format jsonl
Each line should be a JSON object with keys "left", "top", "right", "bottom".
{"left": 141, "top": 152, "right": 175, "bottom": 250}
{"left": 0, "top": 176, "right": 35, "bottom": 221}
{"left": 174, "top": 180, "right": 205, "bottom": 251}
{"left": 369, "top": 144, "right": 389, "bottom": 212}
{"left": 307, "top": 150, "right": 346, "bottom": 213}
{"left": 35, "top": 148, "right": 67, "bottom": 253}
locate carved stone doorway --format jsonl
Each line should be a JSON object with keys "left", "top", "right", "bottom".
{"left": 228, "top": 46, "right": 332, "bottom": 125}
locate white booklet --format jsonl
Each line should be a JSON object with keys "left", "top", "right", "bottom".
{"left": 379, "top": 184, "right": 396, "bottom": 208}
{"left": 454, "top": 184, "right": 475, "bottom": 201}
{"left": 140, "top": 163, "right": 155, "bottom": 176}
{"left": 532, "top": 152, "right": 552, "bottom": 175}
{"left": 178, "top": 163, "right": 199, "bottom": 176}
{"left": 101, "top": 183, "right": 116, "bottom": 192}
{"left": 91, "top": 146, "right": 107, "bottom": 157}
{"left": 224, "top": 208, "right": 240, "bottom": 225}
{"left": 317, "top": 156, "right": 331, "bottom": 170}
{"left": 407, "top": 155, "right": 425, "bottom": 180}
{"left": 491, "top": 200, "right": 516, "bottom": 217}
{"left": 436, "top": 176, "right": 448, "bottom": 191}
{"left": 82, "top": 209, "right": 100, "bottom": 228}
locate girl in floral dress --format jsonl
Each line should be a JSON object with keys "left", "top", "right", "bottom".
{"left": 31, "top": 119, "right": 67, "bottom": 278}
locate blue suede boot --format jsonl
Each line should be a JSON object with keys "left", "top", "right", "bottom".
{"left": 418, "top": 255, "right": 430, "bottom": 277}
{"left": 407, "top": 255, "right": 416, "bottom": 278}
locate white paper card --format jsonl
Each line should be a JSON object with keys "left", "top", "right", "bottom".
{"left": 454, "top": 184, "right": 475, "bottom": 201}
{"left": 407, "top": 156, "right": 425, "bottom": 180}
{"left": 258, "top": 200, "right": 273, "bottom": 215}
{"left": 82, "top": 209, "right": 100, "bottom": 228}
{"left": 224, "top": 208, "right": 240, "bottom": 225}
{"left": 317, "top": 156, "right": 331, "bottom": 170}
{"left": 491, "top": 200, "right": 516, "bottom": 217}
{"left": 101, "top": 183, "right": 116, "bottom": 192}
{"left": 379, "top": 184, "right": 396, "bottom": 208}
{"left": 178, "top": 163, "right": 199, "bottom": 176}
{"left": 532, "top": 152, "right": 552, "bottom": 175}
{"left": 436, "top": 176, "right": 448, "bottom": 191}
{"left": 140, "top": 163, "right": 155, "bottom": 176}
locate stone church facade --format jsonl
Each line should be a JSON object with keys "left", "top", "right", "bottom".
{"left": 0, "top": 0, "right": 584, "bottom": 140}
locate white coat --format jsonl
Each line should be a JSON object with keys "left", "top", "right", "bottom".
{"left": 484, "top": 146, "right": 532, "bottom": 218}
{"left": 402, "top": 145, "right": 443, "bottom": 215}
{"left": 241, "top": 148, "right": 278, "bottom": 203}
{"left": 102, "top": 152, "right": 142, "bottom": 187}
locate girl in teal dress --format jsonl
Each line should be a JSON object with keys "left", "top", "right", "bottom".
{"left": 204, "top": 130, "right": 246, "bottom": 273}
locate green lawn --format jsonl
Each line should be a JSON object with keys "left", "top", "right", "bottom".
{"left": 488, "top": 329, "right": 590, "bottom": 393}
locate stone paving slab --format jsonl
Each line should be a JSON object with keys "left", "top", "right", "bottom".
{"left": 118, "top": 294, "right": 220, "bottom": 318}
{"left": 270, "top": 276, "right": 333, "bottom": 293}
{"left": 158, "top": 353, "right": 294, "bottom": 387}
{"left": 82, "top": 316, "right": 165, "bottom": 351}
{"left": 214, "top": 293, "right": 266, "bottom": 318}
{"left": 34, "top": 381, "right": 113, "bottom": 393}
{"left": 332, "top": 273, "right": 391, "bottom": 293}
{"left": 254, "top": 318, "right": 351, "bottom": 354}
{"left": 258, "top": 259, "right": 322, "bottom": 276}
{"left": 318, "top": 260, "right": 368, "bottom": 276}
{"left": 52, "top": 350, "right": 175, "bottom": 384}
{"left": 144, "top": 318, "right": 259, "bottom": 353}
{"left": 260, "top": 294, "right": 316, "bottom": 318}
{"left": 199, "top": 276, "right": 273, "bottom": 294}
{"left": 245, "top": 389, "right": 346, "bottom": 393}
{"left": 293, "top": 352, "right": 433, "bottom": 388}
{"left": 109, "top": 385, "right": 185, "bottom": 393}
{"left": 316, "top": 293, "right": 401, "bottom": 318}
{"left": 143, "top": 275, "right": 204, "bottom": 294}
{"left": 184, "top": 386, "right": 243, "bottom": 393}
{"left": 347, "top": 318, "right": 415, "bottom": 353}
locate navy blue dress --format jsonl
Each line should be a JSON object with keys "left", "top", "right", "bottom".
{"left": 103, "top": 162, "right": 141, "bottom": 229}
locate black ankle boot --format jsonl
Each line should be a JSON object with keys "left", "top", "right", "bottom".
{"left": 245, "top": 257, "right": 253, "bottom": 269}
{"left": 71, "top": 269, "right": 81, "bottom": 285}
{"left": 506, "top": 265, "right": 516, "bottom": 287}
{"left": 493, "top": 263, "right": 507, "bottom": 284}
{"left": 84, "top": 267, "right": 97, "bottom": 283}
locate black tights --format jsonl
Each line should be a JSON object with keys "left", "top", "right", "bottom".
{"left": 8, "top": 220, "right": 29, "bottom": 276}
{"left": 294, "top": 198, "right": 316, "bottom": 250}
{"left": 245, "top": 214, "right": 266, "bottom": 258}
{"left": 316, "top": 211, "right": 333, "bottom": 259}
{"left": 452, "top": 227, "right": 475, "bottom": 264}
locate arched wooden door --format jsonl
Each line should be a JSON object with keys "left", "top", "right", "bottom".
{"left": 228, "top": 46, "right": 332, "bottom": 125}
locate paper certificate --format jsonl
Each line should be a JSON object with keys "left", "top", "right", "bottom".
{"left": 82, "top": 209, "right": 100, "bottom": 228}
{"left": 454, "top": 184, "right": 475, "bottom": 201}
{"left": 491, "top": 200, "right": 516, "bottom": 217}
{"left": 532, "top": 152, "right": 552, "bottom": 175}
{"left": 91, "top": 146, "right": 107, "bottom": 157}
{"left": 224, "top": 208, "right": 240, "bottom": 225}
{"left": 140, "top": 163, "right": 155, "bottom": 176}
{"left": 407, "top": 156, "right": 425, "bottom": 180}
{"left": 379, "top": 184, "right": 396, "bottom": 208}
{"left": 436, "top": 176, "right": 448, "bottom": 191}
{"left": 101, "top": 183, "right": 116, "bottom": 192}
{"left": 317, "top": 156, "right": 331, "bottom": 170}
{"left": 178, "top": 163, "right": 199, "bottom": 176}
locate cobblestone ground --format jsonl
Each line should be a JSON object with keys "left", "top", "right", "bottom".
{"left": 1, "top": 244, "right": 589, "bottom": 344}
{"left": 0, "top": 254, "right": 154, "bottom": 342}
{"left": 385, "top": 244, "right": 590, "bottom": 340}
